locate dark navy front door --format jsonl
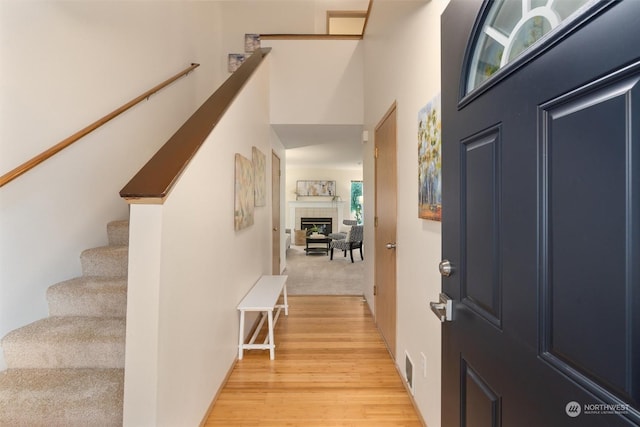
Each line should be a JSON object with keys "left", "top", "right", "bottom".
{"left": 441, "top": 1, "right": 640, "bottom": 425}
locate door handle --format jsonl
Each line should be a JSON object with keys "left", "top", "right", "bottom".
{"left": 439, "top": 259, "right": 453, "bottom": 277}
{"left": 273, "top": 227, "right": 278, "bottom": 231}
{"left": 385, "top": 243, "right": 397, "bottom": 249}
{"left": 430, "top": 293, "right": 453, "bottom": 322}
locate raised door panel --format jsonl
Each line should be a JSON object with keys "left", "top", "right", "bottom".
{"left": 462, "top": 127, "right": 502, "bottom": 327}
{"left": 540, "top": 66, "right": 640, "bottom": 407}
{"left": 462, "top": 360, "right": 501, "bottom": 427}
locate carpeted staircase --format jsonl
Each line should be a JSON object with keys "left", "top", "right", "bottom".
{"left": 0, "top": 220, "right": 128, "bottom": 426}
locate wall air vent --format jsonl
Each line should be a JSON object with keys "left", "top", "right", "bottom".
{"left": 405, "top": 351, "right": 414, "bottom": 395}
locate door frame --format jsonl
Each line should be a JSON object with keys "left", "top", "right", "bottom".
{"left": 374, "top": 102, "right": 398, "bottom": 358}
{"left": 271, "top": 151, "right": 281, "bottom": 275}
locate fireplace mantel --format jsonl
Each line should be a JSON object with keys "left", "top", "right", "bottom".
{"left": 287, "top": 201, "right": 347, "bottom": 231}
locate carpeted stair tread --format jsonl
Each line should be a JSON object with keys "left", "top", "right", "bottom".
{"left": 80, "top": 245, "right": 128, "bottom": 277}
{"left": 107, "top": 220, "right": 129, "bottom": 246}
{"left": 2, "top": 317, "right": 125, "bottom": 369}
{"left": 0, "top": 218, "right": 128, "bottom": 424}
{"left": 47, "top": 277, "right": 127, "bottom": 317}
{"left": 0, "top": 368, "right": 123, "bottom": 426}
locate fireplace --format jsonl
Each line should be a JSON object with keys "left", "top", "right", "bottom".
{"left": 300, "top": 217, "right": 332, "bottom": 235}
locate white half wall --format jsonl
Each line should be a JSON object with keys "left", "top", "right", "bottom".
{"left": 0, "top": 1, "right": 222, "bottom": 371}
{"left": 363, "top": 1, "right": 449, "bottom": 426}
{"left": 123, "top": 57, "right": 273, "bottom": 426}
{"left": 262, "top": 39, "right": 363, "bottom": 125}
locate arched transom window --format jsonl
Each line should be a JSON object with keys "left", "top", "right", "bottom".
{"left": 466, "top": 0, "right": 594, "bottom": 94}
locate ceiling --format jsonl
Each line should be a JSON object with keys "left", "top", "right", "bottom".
{"left": 272, "top": 124, "right": 364, "bottom": 170}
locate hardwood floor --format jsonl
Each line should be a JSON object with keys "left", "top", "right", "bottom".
{"left": 204, "top": 295, "right": 423, "bottom": 426}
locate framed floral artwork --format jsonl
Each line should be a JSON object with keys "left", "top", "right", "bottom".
{"left": 234, "top": 153, "right": 255, "bottom": 230}
{"left": 252, "top": 146, "right": 266, "bottom": 207}
{"left": 418, "top": 93, "right": 442, "bottom": 221}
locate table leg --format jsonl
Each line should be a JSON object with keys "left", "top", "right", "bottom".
{"left": 267, "top": 309, "right": 275, "bottom": 360}
{"left": 283, "top": 283, "right": 289, "bottom": 316}
{"left": 238, "top": 310, "right": 245, "bottom": 360}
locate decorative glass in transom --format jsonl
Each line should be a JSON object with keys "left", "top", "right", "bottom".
{"left": 466, "top": 0, "right": 593, "bottom": 94}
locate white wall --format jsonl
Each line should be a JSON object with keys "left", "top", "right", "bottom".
{"left": 263, "top": 39, "right": 363, "bottom": 125}
{"left": 363, "top": 1, "right": 449, "bottom": 426}
{"left": 123, "top": 59, "right": 273, "bottom": 426}
{"left": 0, "top": 1, "right": 222, "bottom": 370}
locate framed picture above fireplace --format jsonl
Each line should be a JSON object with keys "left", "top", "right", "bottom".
{"left": 296, "top": 180, "right": 336, "bottom": 197}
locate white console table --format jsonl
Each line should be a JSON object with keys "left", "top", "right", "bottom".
{"left": 237, "top": 275, "right": 288, "bottom": 360}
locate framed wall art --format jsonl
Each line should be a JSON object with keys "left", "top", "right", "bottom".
{"left": 296, "top": 180, "right": 336, "bottom": 197}
{"left": 418, "top": 93, "right": 442, "bottom": 221}
{"left": 252, "top": 146, "right": 266, "bottom": 207}
{"left": 245, "top": 34, "right": 261, "bottom": 53}
{"left": 234, "top": 153, "right": 255, "bottom": 230}
{"left": 228, "top": 53, "right": 247, "bottom": 73}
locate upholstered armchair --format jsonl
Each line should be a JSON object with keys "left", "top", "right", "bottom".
{"left": 328, "top": 220, "right": 357, "bottom": 240}
{"left": 329, "top": 224, "right": 363, "bottom": 263}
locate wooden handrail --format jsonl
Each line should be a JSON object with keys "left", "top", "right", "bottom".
{"left": 120, "top": 48, "right": 271, "bottom": 203}
{"left": 260, "top": 34, "right": 363, "bottom": 40}
{"left": 0, "top": 63, "right": 200, "bottom": 188}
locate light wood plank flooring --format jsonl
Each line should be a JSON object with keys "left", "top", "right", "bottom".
{"left": 204, "top": 295, "right": 423, "bottom": 426}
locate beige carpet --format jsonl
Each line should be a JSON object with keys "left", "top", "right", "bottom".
{"left": 0, "top": 220, "right": 127, "bottom": 426}
{"left": 284, "top": 244, "right": 364, "bottom": 295}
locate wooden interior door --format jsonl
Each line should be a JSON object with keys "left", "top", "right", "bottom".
{"left": 271, "top": 152, "right": 281, "bottom": 275}
{"left": 374, "top": 103, "right": 398, "bottom": 358}
{"left": 441, "top": 1, "right": 640, "bottom": 425}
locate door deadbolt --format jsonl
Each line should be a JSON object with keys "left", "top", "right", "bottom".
{"left": 439, "top": 259, "right": 453, "bottom": 277}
